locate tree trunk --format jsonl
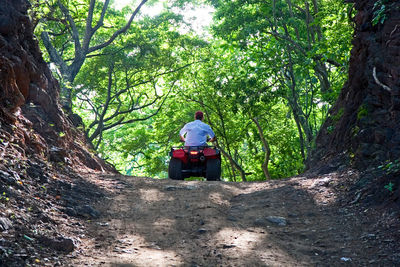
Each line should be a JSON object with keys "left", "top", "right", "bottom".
{"left": 285, "top": 47, "right": 314, "bottom": 154}
{"left": 217, "top": 143, "right": 247, "bottom": 182}
{"left": 308, "top": 0, "right": 400, "bottom": 171}
{"left": 252, "top": 117, "right": 271, "bottom": 180}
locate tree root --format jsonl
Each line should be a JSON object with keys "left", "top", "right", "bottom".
{"left": 373, "top": 67, "right": 392, "bottom": 92}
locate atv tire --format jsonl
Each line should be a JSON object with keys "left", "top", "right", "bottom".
{"left": 168, "top": 158, "right": 183, "bottom": 180}
{"left": 206, "top": 158, "right": 221, "bottom": 181}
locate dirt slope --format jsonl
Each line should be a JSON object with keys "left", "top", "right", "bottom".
{"left": 66, "top": 171, "right": 400, "bottom": 267}
{"left": 308, "top": 0, "right": 400, "bottom": 199}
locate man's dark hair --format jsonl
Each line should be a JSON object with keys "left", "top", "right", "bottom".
{"left": 195, "top": 111, "right": 204, "bottom": 120}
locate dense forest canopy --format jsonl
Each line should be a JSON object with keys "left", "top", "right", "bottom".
{"left": 31, "top": 0, "right": 355, "bottom": 181}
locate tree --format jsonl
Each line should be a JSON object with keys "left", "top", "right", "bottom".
{"left": 123, "top": 44, "right": 303, "bottom": 181}
{"left": 33, "top": 0, "right": 149, "bottom": 108}
{"left": 73, "top": 11, "right": 208, "bottom": 149}
{"left": 207, "top": 0, "right": 353, "bottom": 159}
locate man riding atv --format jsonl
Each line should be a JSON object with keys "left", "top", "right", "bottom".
{"left": 168, "top": 111, "right": 221, "bottom": 181}
{"left": 179, "top": 111, "right": 216, "bottom": 146}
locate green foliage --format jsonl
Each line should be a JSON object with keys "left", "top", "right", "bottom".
{"left": 207, "top": 0, "right": 353, "bottom": 161}
{"left": 378, "top": 159, "right": 400, "bottom": 174}
{"left": 327, "top": 125, "right": 335, "bottom": 134}
{"left": 351, "top": 126, "right": 360, "bottom": 137}
{"left": 0, "top": 192, "right": 9, "bottom": 202}
{"left": 357, "top": 104, "right": 368, "bottom": 120}
{"left": 384, "top": 182, "right": 394, "bottom": 193}
{"left": 372, "top": 0, "right": 389, "bottom": 26}
{"left": 35, "top": 0, "right": 354, "bottom": 181}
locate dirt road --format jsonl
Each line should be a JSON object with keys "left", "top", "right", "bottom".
{"left": 70, "top": 172, "right": 398, "bottom": 266}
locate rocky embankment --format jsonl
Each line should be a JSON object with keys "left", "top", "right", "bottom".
{"left": 0, "top": 1, "right": 113, "bottom": 265}
{"left": 308, "top": 0, "right": 400, "bottom": 204}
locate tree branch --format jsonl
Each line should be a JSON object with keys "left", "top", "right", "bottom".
{"left": 40, "top": 31, "right": 69, "bottom": 75}
{"left": 88, "top": 0, "right": 149, "bottom": 53}
{"left": 57, "top": 0, "right": 82, "bottom": 52}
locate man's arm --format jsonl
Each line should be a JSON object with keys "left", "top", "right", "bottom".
{"left": 180, "top": 135, "right": 185, "bottom": 142}
{"left": 206, "top": 125, "right": 216, "bottom": 143}
{"left": 179, "top": 124, "right": 187, "bottom": 143}
{"left": 207, "top": 136, "right": 216, "bottom": 142}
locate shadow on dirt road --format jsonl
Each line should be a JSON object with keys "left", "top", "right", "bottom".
{"left": 70, "top": 173, "right": 398, "bottom": 266}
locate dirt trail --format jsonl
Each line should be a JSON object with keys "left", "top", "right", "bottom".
{"left": 70, "top": 172, "right": 397, "bottom": 266}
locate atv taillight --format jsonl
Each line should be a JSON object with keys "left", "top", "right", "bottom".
{"left": 190, "top": 151, "right": 199, "bottom": 155}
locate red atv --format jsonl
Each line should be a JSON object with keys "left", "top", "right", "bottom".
{"left": 168, "top": 146, "right": 221, "bottom": 181}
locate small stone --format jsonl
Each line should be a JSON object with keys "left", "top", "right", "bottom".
{"left": 227, "top": 215, "right": 238, "bottom": 222}
{"left": 0, "top": 170, "right": 17, "bottom": 185}
{"left": 266, "top": 216, "right": 287, "bottom": 226}
{"left": 254, "top": 216, "right": 287, "bottom": 227}
{"left": 222, "top": 244, "right": 236, "bottom": 249}
{"left": 39, "top": 236, "right": 75, "bottom": 253}
{"left": 254, "top": 218, "right": 268, "bottom": 227}
{"left": 49, "top": 146, "right": 67, "bottom": 163}
{"left": 363, "top": 233, "right": 376, "bottom": 239}
{"left": 164, "top": 186, "right": 179, "bottom": 191}
{"left": 184, "top": 185, "right": 198, "bottom": 190}
{"left": 0, "top": 217, "right": 12, "bottom": 231}
{"left": 197, "top": 228, "right": 207, "bottom": 234}
{"left": 77, "top": 205, "right": 100, "bottom": 219}
{"left": 26, "top": 164, "right": 47, "bottom": 182}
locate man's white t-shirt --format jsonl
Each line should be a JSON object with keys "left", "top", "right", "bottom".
{"left": 180, "top": 120, "right": 215, "bottom": 146}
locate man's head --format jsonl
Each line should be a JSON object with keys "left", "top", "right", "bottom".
{"left": 195, "top": 111, "right": 204, "bottom": 120}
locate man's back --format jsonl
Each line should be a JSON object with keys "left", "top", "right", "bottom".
{"left": 180, "top": 119, "right": 215, "bottom": 146}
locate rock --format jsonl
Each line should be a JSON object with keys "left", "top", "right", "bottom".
{"left": 0, "top": 170, "right": 17, "bottom": 185}
{"left": 197, "top": 228, "right": 207, "bottom": 234}
{"left": 63, "top": 207, "right": 77, "bottom": 217}
{"left": 227, "top": 215, "right": 238, "bottom": 222}
{"left": 340, "top": 257, "right": 351, "bottom": 262}
{"left": 256, "top": 216, "right": 287, "bottom": 226}
{"left": 49, "top": 146, "right": 67, "bottom": 163}
{"left": 184, "top": 185, "right": 198, "bottom": 190}
{"left": 0, "top": 169, "right": 10, "bottom": 177}
{"left": 266, "top": 216, "right": 287, "bottom": 226}
{"left": 26, "top": 164, "right": 48, "bottom": 183}
{"left": 63, "top": 196, "right": 79, "bottom": 207}
{"left": 0, "top": 217, "right": 12, "bottom": 231}
{"left": 39, "top": 236, "right": 75, "bottom": 253}
{"left": 164, "top": 185, "right": 178, "bottom": 191}
{"left": 222, "top": 244, "right": 236, "bottom": 249}
{"left": 362, "top": 233, "right": 376, "bottom": 239}
{"left": 77, "top": 205, "right": 100, "bottom": 219}
{"left": 57, "top": 180, "right": 73, "bottom": 189}
{"left": 254, "top": 218, "right": 269, "bottom": 227}
{"left": 38, "top": 214, "right": 53, "bottom": 223}
{"left": 68, "top": 113, "right": 84, "bottom": 127}
{"left": 28, "top": 83, "right": 52, "bottom": 108}
{"left": 63, "top": 205, "right": 100, "bottom": 219}
{"left": 164, "top": 185, "right": 198, "bottom": 191}
{"left": 312, "top": 177, "right": 332, "bottom": 187}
